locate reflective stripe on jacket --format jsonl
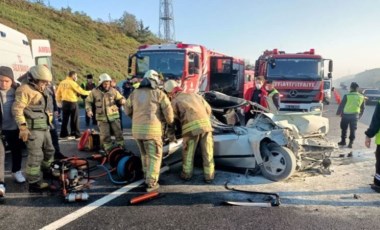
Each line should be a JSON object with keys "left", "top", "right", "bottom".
{"left": 343, "top": 92, "right": 364, "bottom": 114}
{"left": 12, "top": 83, "right": 53, "bottom": 130}
{"left": 85, "top": 87, "right": 124, "bottom": 122}
{"left": 56, "top": 77, "right": 90, "bottom": 103}
{"left": 171, "top": 92, "right": 212, "bottom": 136}
{"left": 125, "top": 88, "right": 174, "bottom": 139}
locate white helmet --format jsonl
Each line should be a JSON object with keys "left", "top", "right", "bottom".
{"left": 30, "top": 65, "right": 52, "bottom": 82}
{"left": 164, "top": 80, "right": 179, "bottom": 93}
{"left": 143, "top": 70, "right": 160, "bottom": 88}
{"left": 99, "top": 73, "right": 112, "bottom": 84}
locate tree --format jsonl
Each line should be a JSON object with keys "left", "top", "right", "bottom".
{"left": 118, "top": 11, "right": 138, "bottom": 38}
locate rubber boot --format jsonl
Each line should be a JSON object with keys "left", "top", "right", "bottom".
{"left": 146, "top": 183, "right": 160, "bottom": 193}
{"left": 337, "top": 138, "right": 346, "bottom": 146}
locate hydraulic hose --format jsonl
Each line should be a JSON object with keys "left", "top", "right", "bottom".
{"left": 97, "top": 164, "right": 128, "bottom": 185}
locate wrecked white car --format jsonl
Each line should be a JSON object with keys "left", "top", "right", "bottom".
{"left": 164, "top": 91, "right": 337, "bottom": 181}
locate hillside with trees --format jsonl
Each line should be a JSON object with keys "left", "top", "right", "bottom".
{"left": 0, "top": 0, "right": 162, "bottom": 82}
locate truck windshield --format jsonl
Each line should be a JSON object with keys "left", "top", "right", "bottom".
{"left": 136, "top": 50, "right": 185, "bottom": 80}
{"left": 267, "top": 58, "right": 321, "bottom": 80}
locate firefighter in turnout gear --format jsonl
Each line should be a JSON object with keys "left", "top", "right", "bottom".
{"left": 85, "top": 73, "right": 126, "bottom": 151}
{"left": 125, "top": 70, "right": 174, "bottom": 192}
{"left": 164, "top": 80, "right": 215, "bottom": 183}
{"left": 12, "top": 65, "right": 55, "bottom": 192}
{"left": 336, "top": 82, "right": 365, "bottom": 148}
{"left": 364, "top": 100, "right": 380, "bottom": 193}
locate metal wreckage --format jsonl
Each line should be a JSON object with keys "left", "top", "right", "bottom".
{"left": 163, "top": 91, "right": 338, "bottom": 182}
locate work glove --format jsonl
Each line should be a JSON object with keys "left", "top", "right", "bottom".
{"left": 87, "top": 110, "right": 93, "bottom": 118}
{"left": 57, "top": 102, "right": 62, "bottom": 108}
{"left": 19, "top": 125, "right": 31, "bottom": 142}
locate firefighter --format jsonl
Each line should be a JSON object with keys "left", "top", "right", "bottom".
{"left": 336, "top": 82, "right": 365, "bottom": 148}
{"left": 265, "top": 80, "right": 280, "bottom": 111}
{"left": 85, "top": 73, "right": 126, "bottom": 151}
{"left": 12, "top": 65, "right": 55, "bottom": 192}
{"left": 164, "top": 80, "right": 215, "bottom": 183}
{"left": 365, "top": 100, "right": 380, "bottom": 193}
{"left": 125, "top": 70, "right": 174, "bottom": 192}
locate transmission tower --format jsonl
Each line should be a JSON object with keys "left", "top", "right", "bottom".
{"left": 159, "top": 0, "right": 175, "bottom": 42}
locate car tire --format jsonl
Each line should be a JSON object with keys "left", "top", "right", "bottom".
{"left": 260, "top": 142, "right": 296, "bottom": 181}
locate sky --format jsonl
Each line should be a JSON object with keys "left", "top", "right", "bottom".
{"left": 43, "top": 0, "right": 380, "bottom": 78}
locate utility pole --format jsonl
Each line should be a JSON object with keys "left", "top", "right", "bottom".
{"left": 159, "top": 0, "right": 175, "bottom": 42}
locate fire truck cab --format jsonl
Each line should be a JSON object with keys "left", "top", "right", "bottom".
{"left": 128, "top": 43, "right": 250, "bottom": 99}
{"left": 255, "top": 49, "right": 333, "bottom": 113}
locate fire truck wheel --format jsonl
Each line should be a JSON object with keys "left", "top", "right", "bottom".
{"left": 260, "top": 143, "right": 296, "bottom": 181}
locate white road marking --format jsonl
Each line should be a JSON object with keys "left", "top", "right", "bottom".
{"left": 41, "top": 166, "right": 169, "bottom": 230}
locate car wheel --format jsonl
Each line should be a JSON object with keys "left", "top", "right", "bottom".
{"left": 260, "top": 143, "right": 296, "bottom": 181}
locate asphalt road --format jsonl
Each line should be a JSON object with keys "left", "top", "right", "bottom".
{"left": 1, "top": 93, "right": 380, "bottom": 230}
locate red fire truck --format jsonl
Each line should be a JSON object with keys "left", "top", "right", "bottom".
{"left": 255, "top": 49, "right": 333, "bottom": 112}
{"left": 128, "top": 43, "right": 252, "bottom": 99}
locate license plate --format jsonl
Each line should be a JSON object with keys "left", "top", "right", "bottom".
{"left": 285, "top": 104, "right": 300, "bottom": 109}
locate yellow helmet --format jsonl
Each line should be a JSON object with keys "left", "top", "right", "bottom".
{"left": 29, "top": 65, "right": 52, "bottom": 82}
{"left": 164, "top": 80, "right": 179, "bottom": 93}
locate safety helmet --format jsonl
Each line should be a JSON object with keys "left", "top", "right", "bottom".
{"left": 164, "top": 80, "right": 179, "bottom": 93}
{"left": 99, "top": 73, "right": 112, "bottom": 85}
{"left": 29, "top": 65, "right": 52, "bottom": 82}
{"left": 143, "top": 70, "right": 160, "bottom": 88}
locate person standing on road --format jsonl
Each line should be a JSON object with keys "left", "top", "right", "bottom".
{"left": 364, "top": 100, "right": 380, "bottom": 193}
{"left": 265, "top": 79, "right": 280, "bottom": 111}
{"left": 81, "top": 74, "right": 97, "bottom": 127}
{"left": 0, "top": 66, "right": 26, "bottom": 184}
{"left": 12, "top": 65, "right": 55, "bottom": 192}
{"left": 56, "top": 71, "right": 90, "bottom": 139}
{"left": 336, "top": 82, "right": 365, "bottom": 148}
{"left": 164, "top": 80, "right": 215, "bottom": 183}
{"left": 86, "top": 74, "right": 126, "bottom": 152}
{"left": 125, "top": 70, "right": 174, "bottom": 192}
{"left": 244, "top": 77, "right": 268, "bottom": 124}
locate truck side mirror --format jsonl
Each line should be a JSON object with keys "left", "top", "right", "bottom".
{"left": 328, "top": 60, "right": 333, "bottom": 73}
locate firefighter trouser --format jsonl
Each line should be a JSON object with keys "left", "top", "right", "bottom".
{"left": 136, "top": 139, "right": 163, "bottom": 188}
{"left": 0, "top": 138, "right": 5, "bottom": 183}
{"left": 98, "top": 120, "right": 124, "bottom": 151}
{"left": 340, "top": 114, "right": 359, "bottom": 142}
{"left": 182, "top": 132, "right": 215, "bottom": 181}
{"left": 25, "top": 130, "right": 55, "bottom": 184}
{"left": 375, "top": 145, "right": 380, "bottom": 186}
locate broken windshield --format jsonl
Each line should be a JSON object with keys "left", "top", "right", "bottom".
{"left": 136, "top": 50, "right": 185, "bottom": 80}
{"left": 267, "top": 58, "right": 321, "bottom": 80}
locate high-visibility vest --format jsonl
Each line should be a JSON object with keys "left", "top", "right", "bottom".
{"left": 268, "top": 89, "right": 279, "bottom": 98}
{"left": 343, "top": 92, "right": 364, "bottom": 114}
